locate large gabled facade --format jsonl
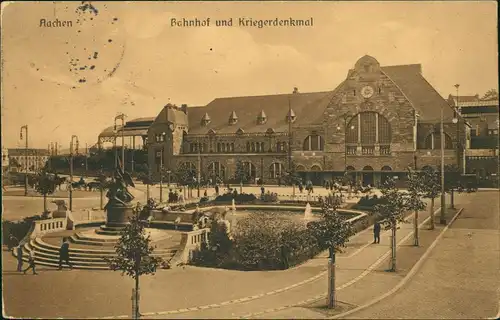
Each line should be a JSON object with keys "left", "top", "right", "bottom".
{"left": 148, "top": 55, "right": 467, "bottom": 186}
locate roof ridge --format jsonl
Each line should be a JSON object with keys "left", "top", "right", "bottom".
{"left": 381, "top": 63, "right": 422, "bottom": 69}
{"left": 210, "top": 90, "right": 331, "bottom": 101}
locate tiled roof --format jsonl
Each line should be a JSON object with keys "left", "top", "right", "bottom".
{"left": 186, "top": 91, "right": 331, "bottom": 134}
{"left": 381, "top": 65, "right": 457, "bottom": 121}
{"left": 98, "top": 125, "right": 149, "bottom": 137}
{"left": 178, "top": 61, "right": 461, "bottom": 134}
{"left": 127, "top": 117, "right": 155, "bottom": 123}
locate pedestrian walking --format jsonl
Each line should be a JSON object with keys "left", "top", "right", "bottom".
{"left": 58, "top": 238, "right": 73, "bottom": 270}
{"left": 16, "top": 245, "right": 24, "bottom": 272}
{"left": 23, "top": 250, "right": 38, "bottom": 275}
{"left": 373, "top": 221, "right": 381, "bottom": 244}
{"left": 8, "top": 234, "right": 19, "bottom": 251}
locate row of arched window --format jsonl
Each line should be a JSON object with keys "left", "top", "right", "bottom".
{"left": 177, "top": 161, "right": 286, "bottom": 179}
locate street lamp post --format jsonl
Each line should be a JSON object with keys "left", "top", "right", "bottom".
{"left": 439, "top": 103, "right": 447, "bottom": 224}
{"left": 20, "top": 125, "right": 28, "bottom": 196}
{"left": 114, "top": 113, "right": 127, "bottom": 170}
{"left": 85, "top": 143, "right": 89, "bottom": 174}
{"left": 159, "top": 132, "right": 166, "bottom": 203}
{"left": 288, "top": 88, "right": 298, "bottom": 197}
{"left": 197, "top": 142, "right": 201, "bottom": 198}
{"left": 70, "top": 135, "right": 79, "bottom": 212}
{"left": 454, "top": 84, "right": 461, "bottom": 169}
{"left": 337, "top": 113, "right": 354, "bottom": 194}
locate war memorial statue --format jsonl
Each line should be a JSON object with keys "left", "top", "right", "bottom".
{"left": 104, "top": 166, "right": 136, "bottom": 228}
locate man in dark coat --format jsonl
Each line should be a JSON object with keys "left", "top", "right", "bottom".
{"left": 373, "top": 221, "right": 381, "bottom": 244}
{"left": 59, "top": 238, "right": 73, "bottom": 270}
{"left": 16, "top": 245, "right": 24, "bottom": 272}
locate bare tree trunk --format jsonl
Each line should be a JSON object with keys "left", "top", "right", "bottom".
{"left": 100, "top": 188, "right": 104, "bottom": 210}
{"left": 327, "top": 253, "right": 336, "bottom": 309}
{"left": 413, "top": 210, "right": 419, "bottom": 246}
{"left": 43, "top": 194, "right": 47, "bottom": 213}
{"left": 390, "top": 225, "right": 397, "bottom": 271}
{"left": 450, "top": 190, "right": 455, "bottom": 209}
{"left": 429, "top": 197, "right": 435, "bottom": 230}
{"left": 146, "top": 184, "right": 150, "bottom": 201}
{"left": 135, "top": 275, "right": 140, "bottom": 319}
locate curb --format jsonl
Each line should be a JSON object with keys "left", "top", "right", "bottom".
{"left": 330, "top": 207, "right": 464, "bottom": 319}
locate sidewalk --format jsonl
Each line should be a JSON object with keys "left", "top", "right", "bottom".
{"left": 3, "top": 195, "right": 467, "bottom": 319}
{"left": 139, "top": 199, "right": 443, "bottom": 319}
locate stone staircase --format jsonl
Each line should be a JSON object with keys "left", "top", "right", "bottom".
{"left": 14, "top": 237, "right": 179, "bottom": 270}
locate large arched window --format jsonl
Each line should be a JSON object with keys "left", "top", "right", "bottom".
{"left": 208, "top": 162, "right": 226, "bottom": 180}
{"left": 424, "top": 133, "right": 453, "bottom": 149}
{"left": 270, "top": 162, "right": 285, "bottom": 178}
{"left": 303, "top": 135, "right": 324, "bottom": 151}
{"left": 296, "top": 165, "right": 306, "bottom": 172}
{"left": 242, "top": 161, "right": 257, "bottom": 178}
{"left": 346, "top": 112, "right": 391, "bottom": 145}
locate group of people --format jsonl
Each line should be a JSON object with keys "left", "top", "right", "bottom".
{"left": 14, "top": 237, "right": 73, "bottom": 275}
{"left": 167, "top": 189, "right": 184, "bottom": 203}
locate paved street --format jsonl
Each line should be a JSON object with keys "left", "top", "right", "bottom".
{"left": 343, "top": 190, "right": 500, "bottom": 319}
{"left": 2, "top": 190, "right": 499, "bottom": 319}
{"left": 2, "top": 191, "right": 436, "bottom": 319}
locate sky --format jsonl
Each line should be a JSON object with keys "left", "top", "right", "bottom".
{"left": 1, "top": 1, "right": 498, "bottom": 150}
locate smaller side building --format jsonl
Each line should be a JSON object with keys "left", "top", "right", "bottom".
{"left": 448, "top": 92, "right": 499, "bottom": 184}
{"left": 8, "top": 148, "right": 50, "bottom": 173}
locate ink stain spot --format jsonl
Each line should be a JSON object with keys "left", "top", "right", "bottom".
{"left": 108, "top": 39, "right": 112, "bottom": 43}
{"left": 90, "top": 65, "right": 95, "bottom": 70}
{"left": 113, "top": 17, "right": 118, "bottom": 21}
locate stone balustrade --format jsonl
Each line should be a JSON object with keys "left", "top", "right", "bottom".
{"left": 32, "top": 218, "right": 67, "bottom": 239}
{"left": 170, "top": 228, "right": 210, "bottom": 266}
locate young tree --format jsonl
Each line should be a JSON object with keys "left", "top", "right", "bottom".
{"left": 444, "top": 164, "right": 461, "bottom": 209}
{"left": 308, "top": 201, "right": 355, "bottom": 308}
{"left": 176, "top": 163, "right": 197, "bottom": 196}
{"left": 282, "top": 160, "right": 302, "bottom": 197}
{"left": 372, "top": 177, "right": 407, "bottom": 272}
{"left": 420, "top": 167, "right": 440, "bottom": 230}
{"left": 405, "top": 168, "right": 427, "bottom": 246}
{"left": 34, "top": 169, "right": 57, "bottom": 215}
{"left": 105, "top": 209, "right": 164, "bottom": 319}
{"left": 137, "top": 171, "right": 154, "bottom": 202}
{"left": 481, "top": 88, "right": 498, "bottom": 101}
{"left": 234, "top": 160, "right": 250, "bottom": 185}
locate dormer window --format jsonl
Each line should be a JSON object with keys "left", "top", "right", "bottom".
{"left": 201, "top": 112, "right": 211, "bottom": 126}
{"left": 229, "top": 111, "right": 238, "bottom": 125}
{"left": 236, "top": 128, "right": 245, "bottom": 135}
{"left": 207, "top": 128, "right": 216, "bottom": 136}
{"left": 257, "top": 110, "right": 267, "bottom": 125}
{"left": 266, "top": 128, "right": 275, "bottom": 135}
{"left": 286, "top": 109, "right": 296, "bottom": 123}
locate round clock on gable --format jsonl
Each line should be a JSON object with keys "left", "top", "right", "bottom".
{"left": 361, "top": 85, "right": 374, "bottom": 98}
{"left": 168, "top": 123, "right": 176, "bottom": 132}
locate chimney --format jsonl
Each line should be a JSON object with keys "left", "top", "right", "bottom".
{"left": 181, "top": 104, "right": 188, "bottom": 114}
{"left": 293, "top": 87, "right": 299, "bottom": 94}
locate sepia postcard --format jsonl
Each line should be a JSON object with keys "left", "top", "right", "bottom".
{"left": 1, "top": 1, "right": 499, "bottom": 319}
